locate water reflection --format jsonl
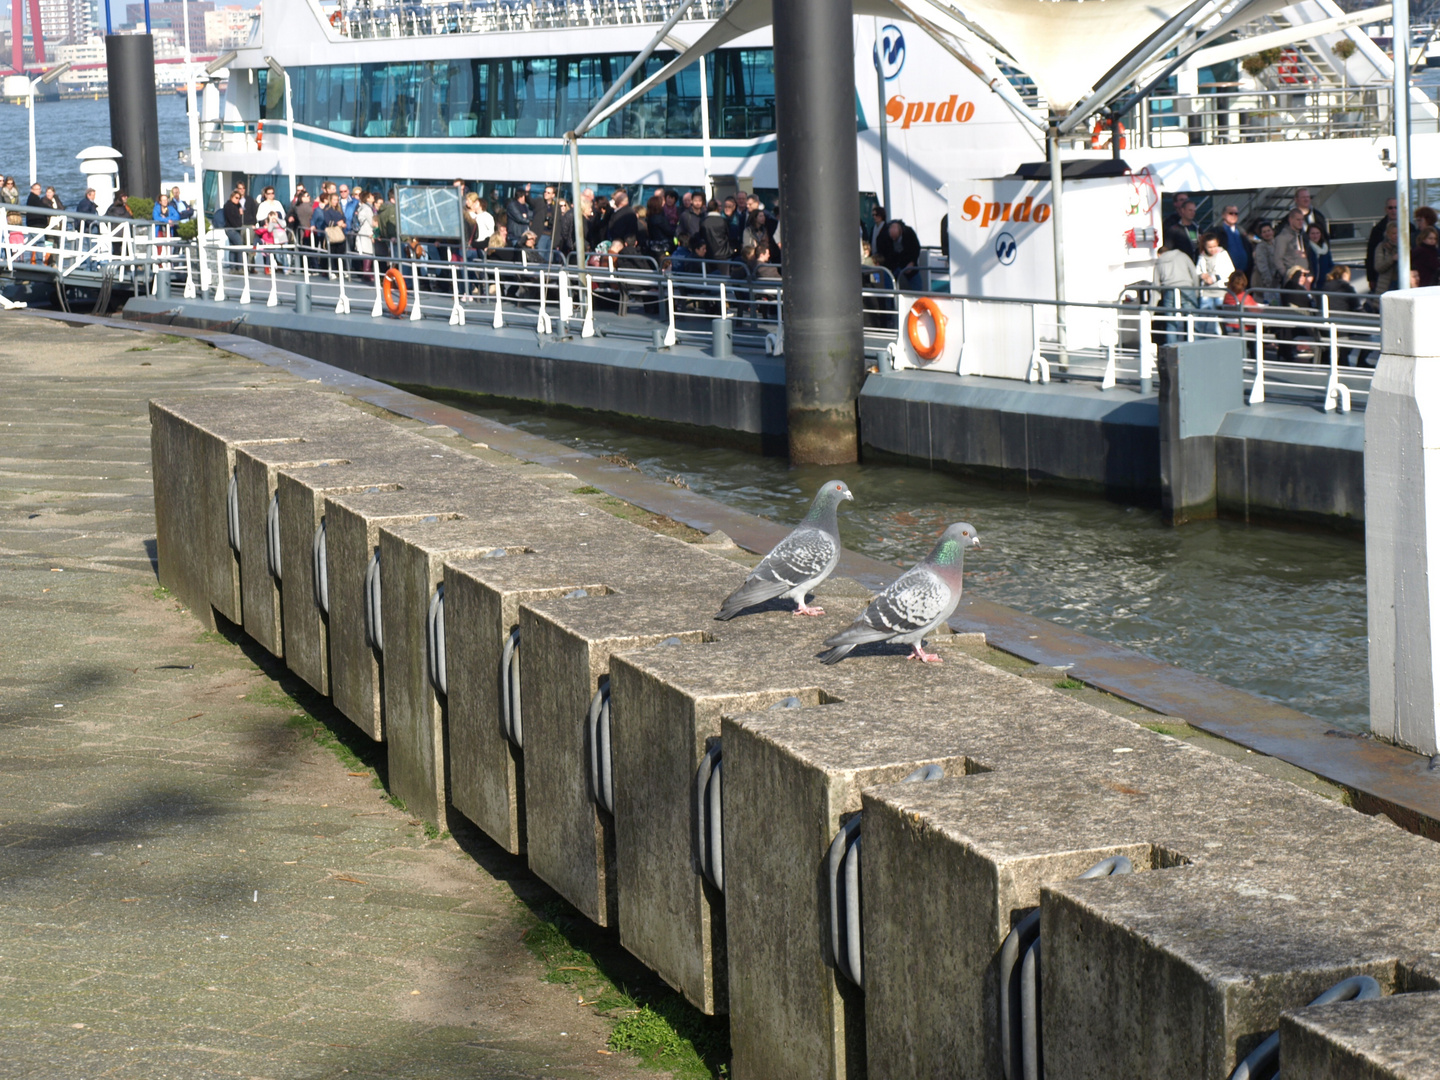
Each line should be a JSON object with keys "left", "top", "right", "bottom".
{"left": 446, "top": 399, "right": 1368, "bottom": 729}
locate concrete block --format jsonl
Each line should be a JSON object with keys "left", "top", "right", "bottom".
{"left": 375, "top": 494, "right": 608, "bottom": 829}
{"left": 321, "top": 471, "right": 482, "bottom": 740}
{"left": 602, "top": 587, "right": 985, "bottom": 1024}
{"left": 1368, "top": 287, "right": 1440, "bottom": 753}
{"left": 721, "top": 700, "right": 983, "bottom": 1080}
{"left": 1158, "top": 339, "right": 1244, "bottom": 525}
{"left": 857, "top": 708, "right": 1440, "bottom": 1080}
{"left": 1280, "top": 992, "right": 1440, "bottom": 1079}
{"left": 234, "top": 420, "right": 406, "bottom": 658}
{"left": 504, "top": 543, "right": 743, "bottom": 922}
{"left": 148, "top": 391, "right": 360, "bottom": 627}
{"left": 275, "top": 455, "right": 432, "bottom": 700}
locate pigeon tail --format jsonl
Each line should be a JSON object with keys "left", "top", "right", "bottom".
{"left": 818, "top": 642, "right": 856, "bottom": 665}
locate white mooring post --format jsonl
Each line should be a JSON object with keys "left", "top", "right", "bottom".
{"left": 1367, "top": 289, "right": 1440, "bottom": 755}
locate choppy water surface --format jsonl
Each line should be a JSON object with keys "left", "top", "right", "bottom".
{"left": 443, "top": 399, "right": 1368, "bottom": 729}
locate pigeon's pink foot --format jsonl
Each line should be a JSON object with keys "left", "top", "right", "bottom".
{"left": 909, "top": 643, "right": 943, "bottom": 663}
{"left": 793, "top": 603, "right": 826, "bottom": 617}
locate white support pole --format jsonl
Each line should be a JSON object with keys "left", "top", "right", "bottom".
{"left": 302, "top": 252, "right": 311, "bottom": 288}
{"left": 582, "top": 272, "right": 595, "bottom": 338}
{"left": 1395, "top": 0, "right": 1413, "bottom": 283}
{"left": 372, "top": 271, "right": 384, "bottom": 317}
{"left": 410, "top": 263, "right": 423, "bottom": 321}
{"left": 449, "top": 266, "right": 465, "bottom": 326}
{"left": 719, "top": 281, "right": 728, "bottom": 320}
{"left": 1324, "top": 324, "right": 1351, "bottom": 413}
{"left": 335, "top": 260, "right": 351, "bottom": 315}
{"left": 1138, "top": 309, "right": 1156, "bottom": 383}
{"left": 1366, "top": 290, "right": 1440, "bottom": 754}
{"left": 1249, "top": 320, "right": 1266, "bottom": 404}
{"left": 493, "top": 268, "right": 504, "bottom": 328}
{"left": 183, "top": 249, "right": 196, "bottom": 298}
{"left": 1027, "top": 304, "right": 1050, "bottom": 383}
{"left": 558, "top": 269, "right": 574, "bottom": 324}
{"left": 214, "top": 248, "right": 226, "bottom": 302}
{"left": 239, "top": 250, "right": 251, "bottom": 304}
{"left": 536, "top": 271, "right": 552, "bottom": 334}
{"left": 664, "top": 278, "right": 677, "bottom": 347}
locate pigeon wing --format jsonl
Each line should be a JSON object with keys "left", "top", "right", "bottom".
{"left": 822, "top": 567, "right": 952, "bottom": 647}
{"left": 717, "top": 527, "right": 837, "bottom": 619}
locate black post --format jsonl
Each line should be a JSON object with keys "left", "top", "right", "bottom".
{"left": 773, "top": 0, "right": 864, "bottom": 466}
{"left": 105, "top": 34, "right": 161, "bottom": 201}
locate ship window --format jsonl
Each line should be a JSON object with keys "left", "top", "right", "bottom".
{"left": 362, "top": 62, "right": 422, "bottom": 138}
{"left": 558, "top": 55, "right": 620, "bottom": 137}
{"left": 418, "top": 60, "right": 474, "bottom": 138}
{"left": 715, "top": 49, "right": 776, "bottom": 139}
{"left": 491, "top": 58, "right": 557, "bottom": 138}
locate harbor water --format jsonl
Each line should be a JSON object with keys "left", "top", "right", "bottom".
{"left": 439, "top": 398, "right": 1370, "bottom": 731}
{"left": 0, "top": 94, "right": 191, "bottom": 203}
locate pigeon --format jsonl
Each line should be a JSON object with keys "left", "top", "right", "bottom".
{"left": 715, "top": 480, "right": 854, "bottom": 620}
{"left": 818, "top": 522, "right": 980, "bottom": 665}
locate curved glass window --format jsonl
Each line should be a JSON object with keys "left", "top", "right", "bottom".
{"left": 288, "top": 49, "right": 768, "bottom": 141}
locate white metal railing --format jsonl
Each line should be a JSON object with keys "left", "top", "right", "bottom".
{"left": 334, "top": 0, "right": 731, "bottom": 39}
{"left": 1, "top": 208, "right": 179, "bottom": 289}
{"left": 1, "top": 222, "right": 1382, "bottom": 415}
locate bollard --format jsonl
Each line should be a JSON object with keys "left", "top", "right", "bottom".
{"left": 156, "top": 270, "right": 171, "bottom": 299}
{"left": 294, "top": 280, "right": 311, "bottom": 315}
{"left": 1367, "top": 288, "right": 1440, "bottom": 754}
{"left": 653, "top": 327, "right": 665, "bottom": 351}
{"left": 711, "top": 316, "right": 732, "bottom": 359}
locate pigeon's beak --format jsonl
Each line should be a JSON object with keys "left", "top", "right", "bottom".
{"left": 971, "top": 536, "right": 982, "bottom": 549}
{"left": 843, "top": 490, "right": 854, "bottom": 502}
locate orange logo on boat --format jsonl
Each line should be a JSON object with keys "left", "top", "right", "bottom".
{"left": 958, "top": 194, "right": 1052, "bottom": 228}
{"left": 885, "top": 94, "right": 976, "bottom": 130}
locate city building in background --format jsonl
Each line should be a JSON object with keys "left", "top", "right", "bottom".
{"left": 203, "top": 4, "right": 256, "bottom": 50}
{"left": 125, "top": 1, "right": 212, "bottom": 49}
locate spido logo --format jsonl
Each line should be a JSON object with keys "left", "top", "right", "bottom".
{"left": 959, "top": 194, "right": 1052, "bottom": 228}
{"left": 885, "top": 94, "right": 977, "bottom": 130}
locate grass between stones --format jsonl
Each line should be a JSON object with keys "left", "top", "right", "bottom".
{"left": 521, "top": 899, "right": 731, "bottom": 1078}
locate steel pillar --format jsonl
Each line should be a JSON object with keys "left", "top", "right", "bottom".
{"left": 105, "top": 34, "right": 161, "bottom": 201}
{"left": 773, "top": 0, "right": 864, "bottom": 466}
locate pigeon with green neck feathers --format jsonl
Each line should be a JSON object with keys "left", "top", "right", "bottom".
{"left": 818, "top": 522, "right": 980, "bottom": 664}
{"left": 715, "top": 480, "right": 854, "bottom": 620}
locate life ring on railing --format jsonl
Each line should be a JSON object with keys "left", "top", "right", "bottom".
{"left": 382, "top": 267, "right": 408, "bottom": 317}
{"left": 905, "top": 297, "right": 947, "bottom": 362}
{"left": 1090, "top": 117, "right": 1126, "bottom": 149}
{"left": 329, "top": 9, "right": 343, "bottom": 27}
{"left": 255, "top": 120, "right": 263, "bottom": 150}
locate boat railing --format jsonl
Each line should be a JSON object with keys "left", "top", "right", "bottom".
{"left": 1134, "top": 85, "right": 1438, "bottom": 148}
{"left": 200, "top": 119, "right": 261, "bottom": 154}
{"left": 4, "top": 222, "right": 1379, "bottom": 415}
{"left": 1, "top": 208, "right": 182, "bottom": 290}
{"left": 876, "top": 279, "right": 1378, "bottom": 414}
{"left": 333, "top": 0, "right": 731, "bottom": 40}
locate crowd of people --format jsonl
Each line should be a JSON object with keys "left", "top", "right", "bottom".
{"left": 206, "top": 178, "right": 786, "bottom": 292}
{"left": 1152, "top": 187, "right": 1438, "bottom": 363}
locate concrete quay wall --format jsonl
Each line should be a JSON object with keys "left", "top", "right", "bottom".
{"left": 149, "top": 383, "right": 1439, "bottom": 1079}
{"left": 125, "top": 298, "right": 1364, "bottom": 526}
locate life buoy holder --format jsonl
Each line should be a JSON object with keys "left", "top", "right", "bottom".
{"left": 1090, "top": 117, "right": 1126, "bottom": 150}
{"left": 906, "top": 297, "right": 947, "bottom": 362}
{"left": 382, "top": 267, "right": 408, "bottom": 317}
{"left": 255, "top": 119, "right": 263, "bottom": 150}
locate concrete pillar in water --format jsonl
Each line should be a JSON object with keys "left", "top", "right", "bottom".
{"left": 1367, "top": 288, "right": 1440, "bottom": 755}
{"left": 1156, "top": 339, "right": 1243, "bottom": 526}
{"left": 105, "top": 34, "right": 161, "bottom": 201}
{"left": 773, "top": 0, "right": 864, "bottom": 466}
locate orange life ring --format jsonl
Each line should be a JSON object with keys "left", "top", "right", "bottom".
{"left": 906, "top": 297, "right": 946, "bottom": 362}
{"left": 255, "top": 120, "right": 263, "bottom": 150}
{"left": 382, "top": 267, "right": 408, "bottom": 317}
{"left": 329, "top": 9, "right": 343, "bottom": 26}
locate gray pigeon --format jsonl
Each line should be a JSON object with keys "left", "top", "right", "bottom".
{"left": 819, "top": 522, "right": 980, "bottom": 664}
{"left": 716, "top": 480, "right": 854, "bottom": 620}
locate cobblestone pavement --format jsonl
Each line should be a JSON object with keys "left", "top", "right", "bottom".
{"left": 0, "top": 314, "right": 671, "bottom": 1079}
